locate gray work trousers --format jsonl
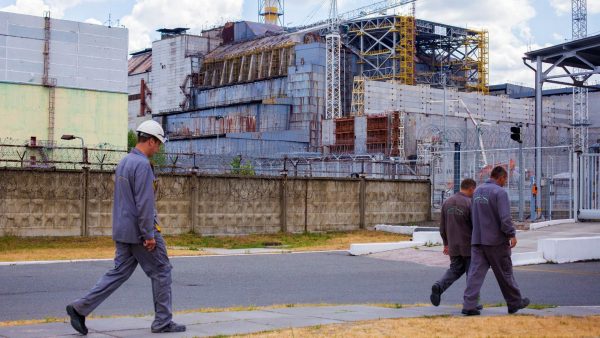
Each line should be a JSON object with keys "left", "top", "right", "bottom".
{"left": 435, "top": 256, "right": 471, "bottom": 293}
{"left": 71, "top": 233, "right": 173, "bottom": 331}
{"left": 463, "top": 244, "right": 523, "bottom": 310}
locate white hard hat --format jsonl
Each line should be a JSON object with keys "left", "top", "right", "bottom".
{"left": 136, "top": 120, "right": 166, "bottom": 143}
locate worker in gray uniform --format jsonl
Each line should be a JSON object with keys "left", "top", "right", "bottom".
{"left": 430, "top": 178, "right": 479, "bottom": 307}
{"left": 462, "top": 166, "right": 529, "bottom": 316}
{"left": 66, "top": 120, "right": 186, "bottom": 334}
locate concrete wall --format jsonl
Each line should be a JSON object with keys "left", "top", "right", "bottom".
{"left": 0, "top": 82, "right": 127, "bottom": 148}
{"left": 0, "top": 169, "right": 430, "bottom": 236}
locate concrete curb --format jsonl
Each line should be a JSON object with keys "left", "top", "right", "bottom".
{"left": 374, "top": 224, "right": 417, "bottom": 235}
{"left": 529, "top": 218, "right": 576, "bottom": 230}
{"left": 349, "top": 242, "right": 423, "bottom": 256}
{"left": 511, "top": 251, "right": 546, "bottom": 266}
{"left": 412, "top": 231, "right": 443, "bottom": 245}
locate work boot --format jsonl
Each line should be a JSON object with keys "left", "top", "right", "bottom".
{"left": 430, "top": 284, "right": 442, "bottom": 306}
{"left": 151, "top": 322, "right": 186, "bottom": 333}
{"left": 66, "top": 304, "right": 88, "bottom": 335}
{"left": 508, "top": 297, "right": 530, "bottom": 314}
{"left": 461, "top": 308, "right": 481, "bottom": 316}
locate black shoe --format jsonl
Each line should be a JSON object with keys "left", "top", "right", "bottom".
{"left": 508, "top": 297, "right": 530, "bottom": 314}
{"left": 461, "top": 308, "right": 481, "bottom": 316}
{"left": 66, "top": 304, "right": 88, "bottom": 335}
{"left": 476, "top": 304, "right": 484, "bottom": 311}
{"left": 151, "top": 322, "right": 186, "bottom": 333}
{"left": 430, "top": 284, "right": 442, "bottom": 306}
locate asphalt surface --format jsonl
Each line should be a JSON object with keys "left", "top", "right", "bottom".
{"left": 1, "top": 252, "right": 599, "bottom": 321}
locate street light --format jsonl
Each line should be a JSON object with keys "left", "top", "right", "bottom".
{"left": 61, "top": 134, "right": 87, "bottom": 164}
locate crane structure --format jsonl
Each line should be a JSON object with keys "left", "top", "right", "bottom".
{"left": 572, "top": 0, "right": 589, "bottom": 153}
{"left": 324, "top": 0, "right": 417, "bottom": 120}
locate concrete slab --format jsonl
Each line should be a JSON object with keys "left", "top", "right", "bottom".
{"left": 539, "top": 236, "right": 600, "bottom": 263}
{"left": 374, "top": 224, "right": 417, "bottom": 235}
{"left": 0, "top": 322, "right": 74, "bottom": 338}
{"left": 412, "top": 231, "right": 443, "bottom": 245}
{"left": 511, "top": 251, "right": 546, "bottom": 266}
{"left": 84, "top": 317, "right": 153, "bottom": 332}
{"left": 246, "top": 316, "right": 344, "bottom": 329}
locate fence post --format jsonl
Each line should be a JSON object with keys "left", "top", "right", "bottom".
{"left": 189, "top": 174, "right": 198, "bottom": 233}
{"left": 359, "top": 175, "right": 366, "bottom": 229}
{"left": 81, "top": 167, "right": 89, "bottom": 236}
{"left": 280, "top": 174, "right": 288, "bottom": 233}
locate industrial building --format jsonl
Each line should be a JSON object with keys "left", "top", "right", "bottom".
{"left": 0, "top": 11, "right": 129, "bottom": 149}
{"left": 123, "top": 0, "right": 600, "bottom": 219}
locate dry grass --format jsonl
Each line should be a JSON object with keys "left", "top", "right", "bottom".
{"left": 0, "top": 231, "right": 409, "bottom": 262}
{"left": 236, "top": 315, "right": 600, "bottom": 338}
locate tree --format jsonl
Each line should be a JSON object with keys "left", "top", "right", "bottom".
{"left": 128, "top": 129, "right": 167, "bottom": 168}
{"left": 230, "top": 155, "right": 255, "bottom": 176}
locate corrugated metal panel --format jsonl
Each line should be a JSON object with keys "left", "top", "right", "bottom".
{"left": 128, "top": 52, "right": 152, "bottom": 75}
{"left": 0, "top": 11, "right": 128, "bottom": 93}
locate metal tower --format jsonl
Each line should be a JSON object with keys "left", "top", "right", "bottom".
{"left": 572, "top": 0, "right": 588, "bottom": 153}
{"left": 258, "top": 0, "right": 284, "bottom": 26}
{"left": 325, "top": 0, "right": 342, "bottom": 120}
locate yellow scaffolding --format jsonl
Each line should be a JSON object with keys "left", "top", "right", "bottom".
{"left": 477, "top": 30, "right": 490, "bottom": 95}
{"left": 398, "top": 15, "right": 415, "bottom": 85}
{"left": 350, "top": 76, "right": 365, "bottom": 116}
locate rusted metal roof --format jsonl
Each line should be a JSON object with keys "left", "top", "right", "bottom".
{"left": 205, "top": 31, "right": 302, "bottom": 61}
{"left": 128, "top": 49, "right": 152, "bottom": 75}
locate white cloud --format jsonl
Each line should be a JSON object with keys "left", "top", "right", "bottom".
{"left": 0, "top": 0, "right": 89, "bottom": 18}
{"left": 415, "top": 0, "right": 539, "bottom": 86}
{"left": 551, "top": 0, "right": 600, "bottom": 15}
{"left": 552, "top": 32, "right": 566, "bottom": 41}
{"left": 549, "top": 0, "right": 570, "bottom": 15}
{"left": 1, "top": 0, "right": 50, "bottom": 17}
{"left": 84, "top": 17, "right": 102, "bottom": 25}
{"left": 120, "top": 0, "right": 243, "bottom": 52}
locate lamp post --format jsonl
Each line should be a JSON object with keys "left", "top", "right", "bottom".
{"left": 61, "top": 134, "right": 87, "bottom": 164}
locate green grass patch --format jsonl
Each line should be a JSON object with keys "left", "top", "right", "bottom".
{"left": 0, "top": 230, "right": 410, "bottom": 253}
{"left": 527, "top": 304, "right": 557, "bottom": 310}
{"left": 164, "top": 231, "right": 337, "bottom": 250}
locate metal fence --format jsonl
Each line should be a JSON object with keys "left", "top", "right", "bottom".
{"left": 431, "top": 145, "right": 574, "bottom": 221}
{"left": 0, "top": 143, "right": 430, "bottom": 179}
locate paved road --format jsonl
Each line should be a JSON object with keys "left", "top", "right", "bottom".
{"left": 1, "top": 252, "right": 599, "bottom": 321}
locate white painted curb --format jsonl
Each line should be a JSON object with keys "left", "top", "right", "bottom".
{"left": 529, "top": 218, "right": 576, "bottom": 230}
{"left": 374, "top": 224, "right": 417, "bottom": 235}
{"left": 412, "top": 231, "right": 443, "bottom": 245}
{"left": 349, "top": 241, "right": 424, "bottom": 256}
{"left": 539, "top": 236, "right": 600, "bottom": 263}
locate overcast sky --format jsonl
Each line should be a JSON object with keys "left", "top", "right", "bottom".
{"left": 2, "top": 0, "right": 600, "bottom": 86}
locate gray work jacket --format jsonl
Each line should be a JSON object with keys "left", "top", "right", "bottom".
{"left": 440, "top": 191, "right": 472, "bottom": 257}
{"left": 471, "top": 178, "right": 516, "bottom": 246}
{"left": 112, "top": 148, "right": 157, "bottom": 244}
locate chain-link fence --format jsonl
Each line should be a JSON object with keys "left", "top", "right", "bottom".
{"left": 431, "top": 145, "right": 574, "bottom": 220}
{"left": 0, "top": 142, "right": 430, "bottom": 179}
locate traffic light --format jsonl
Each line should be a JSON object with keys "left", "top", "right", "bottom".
{"left": 510, "top": 126, "right": 522, "bottom": 143}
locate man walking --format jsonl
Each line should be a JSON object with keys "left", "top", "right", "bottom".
{"left": 430, "top": 178, "right": 478, "bottom": 307}
{"left": 462, "top": 166, "right": 529, "bottom": 316}
{"left": 66, "top": 120, "right": 186, "bottom": 334}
